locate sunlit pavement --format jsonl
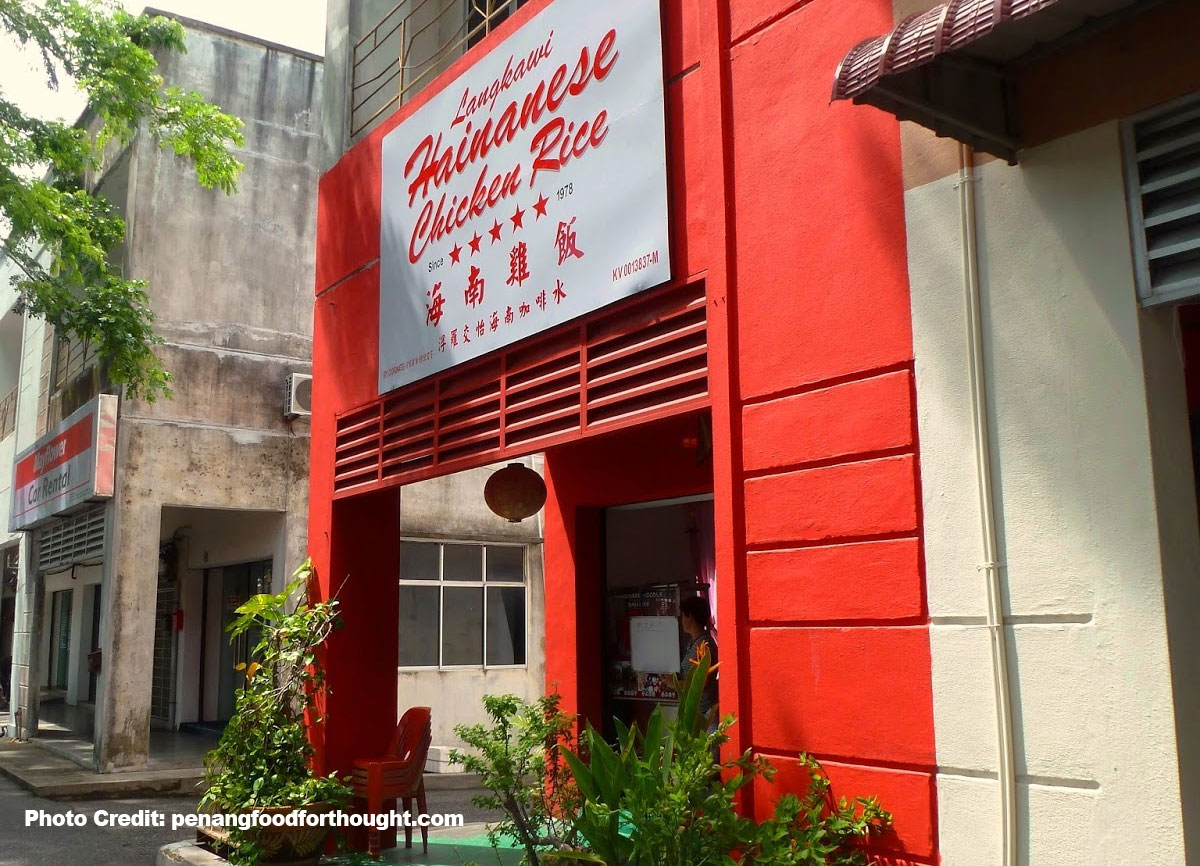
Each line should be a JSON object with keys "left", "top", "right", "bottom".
{"left": 0, "top": 774, "right": 200, "bottom": 866}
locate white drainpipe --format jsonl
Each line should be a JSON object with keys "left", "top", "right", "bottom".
{"left": 957, "top": 143, "right": 1018, "bottom": 866}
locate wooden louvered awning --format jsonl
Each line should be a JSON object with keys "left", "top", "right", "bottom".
{"left": 832, "top": 0, "right": 1149, "bottom": 162}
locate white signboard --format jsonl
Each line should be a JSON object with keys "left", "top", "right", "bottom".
{"left": 378, "top": 0, "right": 671, "bottom": 394}
{"left": 10, "top": 394, "right": 117, "bottom": 531}
{"left": 630, "top": 616, "right": 680, "bottom": 675}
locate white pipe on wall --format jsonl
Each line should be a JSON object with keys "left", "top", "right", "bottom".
{"left": 957, "top": 143, "right": 1018, "bottom": 866}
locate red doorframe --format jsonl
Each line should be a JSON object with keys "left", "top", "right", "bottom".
{"left": 543, "top": 412, "right": 714, "bottom": 725}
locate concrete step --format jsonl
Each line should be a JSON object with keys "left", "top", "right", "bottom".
{"left": 0, "top": 740, "right": 205, "bottom": 799}
{"left": 0, "top": 739, "right": 486, "bottom": 800}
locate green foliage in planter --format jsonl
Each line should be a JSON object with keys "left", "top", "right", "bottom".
{"left": 752, "top": 755, "right": 892, "bottom": 866}
{"left": 200, "top": 559, "right": 351, "bottom": 865}
{"left": 450, "top": 692, "right": 585, "bottom": 866}
{"left": 557, "top": 653, "right": 892, "bottom": 866}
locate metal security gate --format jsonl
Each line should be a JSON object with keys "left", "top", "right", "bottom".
{"left": 150, "top": 541, "right": 179, "bottom": 724}
{"left": 334, "top": 281, "right": 709, "bottom": 494}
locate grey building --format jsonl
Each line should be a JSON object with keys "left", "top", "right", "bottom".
{"left": 5, "top": 13, "right": 323, "bottom": 771}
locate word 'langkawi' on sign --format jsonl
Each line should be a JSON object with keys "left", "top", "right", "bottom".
{"left": 379, "top": 0, "right": 671, "bottom": 394}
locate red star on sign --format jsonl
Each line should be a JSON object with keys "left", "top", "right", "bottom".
{"left": 489, "top": 219, "right": 503, "bottom": 243}
{"left": 532, "top": 193, "right": 549, "bottom": 219}
{"left": 449, "top": 243, "right": 462, "bottom": 265}
{"left": 468, "top": 232, "right": 482, "bottom": 255}
{"left": 510, "top": 205, "right": 525, "bottom": 231}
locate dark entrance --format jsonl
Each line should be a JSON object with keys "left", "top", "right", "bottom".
{"left": 598, "top": 496, "right": 715, "bottom": 740}
{"left": 198, "top": 560, "right": 270, "bottom": 724}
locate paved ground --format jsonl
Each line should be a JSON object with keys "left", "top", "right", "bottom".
{"left": 0, "top": 774, "right": 202, "bottom": 865}
{"left": 0, "top": 740, "right": 205, "bottom": 798}
{"left": 0, "top": 768, "right": 502, "bottom": 865}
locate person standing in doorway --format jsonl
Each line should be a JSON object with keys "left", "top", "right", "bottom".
{"left": 678, "top": 595, "right": 718, "bottom": 725}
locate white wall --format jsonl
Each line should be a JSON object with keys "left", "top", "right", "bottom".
{"left": 7, "top": 303, "right": 52, "bottom": 731}
{"left": 38, "top": 565, "right": 102, "bottom": 706}
{"left": 904, "top": 123, "right": 1196, "bottom": 865}
{"left": 396, "top": 542, "right": 546, "bottom": 749}
{"left": 176, "top": 509, "right": 285, "bottom": 576}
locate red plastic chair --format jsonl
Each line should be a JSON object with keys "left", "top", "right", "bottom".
{"left": 350, "top": 706, "right": 433, "bottom": 857}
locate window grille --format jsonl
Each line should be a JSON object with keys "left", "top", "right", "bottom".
{"left": 1124, "top": 92, "right": 1200, "bottom": 306}
{"left": 350, "top": 0, "right": 529, "bottom": 139}
{"left": 47, "top": 332, "right": 108, "bottom": 429}
{"left": 35, "top": 505, "right": 107, "bottom": 572}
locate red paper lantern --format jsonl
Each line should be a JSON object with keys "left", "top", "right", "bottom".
{"left": 484, "top": 463, "right": 547, "bottom": 522}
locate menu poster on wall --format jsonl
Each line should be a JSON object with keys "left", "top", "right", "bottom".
{"left": 378, "top": 0, "right": 671, "bottom": 394}
{"left": 607, "top": 588, "right": 678, "bottom": 701}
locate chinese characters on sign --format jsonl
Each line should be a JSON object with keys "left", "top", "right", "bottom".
{"left": 378, "top": 0, "right": 671, "bottom": 394}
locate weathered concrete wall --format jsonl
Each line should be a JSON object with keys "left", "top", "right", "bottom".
{"left": 101, "top": 423, "right": 310, "bottom": 768}
{"left": 321, "top": 0, "right": 394, "bottom": 170}
{"left": 397, "top": 456, "right": 546, "bottom": 748}
{"left": 95, "top": 22, "right": 322, "bottom": 771}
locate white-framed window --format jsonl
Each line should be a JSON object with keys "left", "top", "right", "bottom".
{"left": 398, "top": 540, "right": 527, "bottom": 669}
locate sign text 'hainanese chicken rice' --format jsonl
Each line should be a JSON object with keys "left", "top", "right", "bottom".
{"left": 379, "top": 0, "right": 671, "bottom": 393}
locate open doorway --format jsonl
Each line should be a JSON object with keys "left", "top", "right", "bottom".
{"left": 194, "top": 560, "right": 270, "bottom": 727}
{"left": 599, "top": 495, "right": 715, "bottom": 740}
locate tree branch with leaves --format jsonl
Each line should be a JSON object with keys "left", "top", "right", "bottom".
{"left": 0, "top": 0, "right": 244, "bottom": 401}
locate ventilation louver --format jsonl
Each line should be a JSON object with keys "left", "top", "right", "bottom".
{"left": 1125, "top": 93, "right": 1200, "bottom": 306}
{"left": 36, "top": 505, "right": 106, "bottom": 572}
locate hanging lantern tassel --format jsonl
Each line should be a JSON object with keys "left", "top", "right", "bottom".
{"left": 484, "top": 463, "right": 548, "bottom": 522}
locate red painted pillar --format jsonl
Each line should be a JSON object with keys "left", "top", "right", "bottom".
{"left": 317, "top": 490, "right": 401, "bottom": 775}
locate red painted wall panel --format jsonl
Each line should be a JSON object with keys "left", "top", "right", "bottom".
{"left": 314, "top": 265, "right": 383, "bottom": 415}
{"left": 666, "top": 73, "right": 709, "bottom": 282}
{"left": 728, "top": 0, "right": 912, "bottom": 401}
{"left": 748, "top": 627, "right": 935, "bottom": 766}
{"left": 753, "top": 755, "right": 937, "bottom": 860}
{"left": 312, "top": 0, "right": 939, "bottom": 858}
{"left": 746, "top": 538, "right": 922, "bottom": 622}
{"left": 313, "top": 490, "right": 402, "bottom": 775}
{"left": 744, "top": 455, "right": 919, "bottom": 546}
{"left": 315, "top": 147, "right": 382, "bottom": 294}
{"left": 663, "top": 0, "right": 702, "bottom": 77}
{"left": 742, "top": 370, "right": 914, "bottom": 472}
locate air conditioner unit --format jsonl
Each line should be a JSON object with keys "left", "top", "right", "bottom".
{"left": 284, "top": 373, "right": 313, "bottom": 419}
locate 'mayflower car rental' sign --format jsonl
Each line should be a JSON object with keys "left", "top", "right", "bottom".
{"left": 378, "top": 0, "right": 671, "bottom": 394}
{"left": 9, "top": 394, "right": 117, "bottom": 531}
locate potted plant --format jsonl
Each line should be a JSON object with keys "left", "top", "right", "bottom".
{"left": 199, "top": 559, "right": 352, "bottom": 866}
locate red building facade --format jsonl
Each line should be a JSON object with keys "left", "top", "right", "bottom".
{"left": 312, "top": 1, "right": 936, "bottom": 861}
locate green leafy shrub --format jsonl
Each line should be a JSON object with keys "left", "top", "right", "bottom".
{"left": 450, "top": 693, "right": 585, "bottom": 866}
{"left": 199, "top": 559, "right": 351, "bottom": 865}
{"left": 753, "top": 754, "right": 892, "bottom": 866}
{"left": 558, "top": 653, "right": 892, "bottom": 866}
